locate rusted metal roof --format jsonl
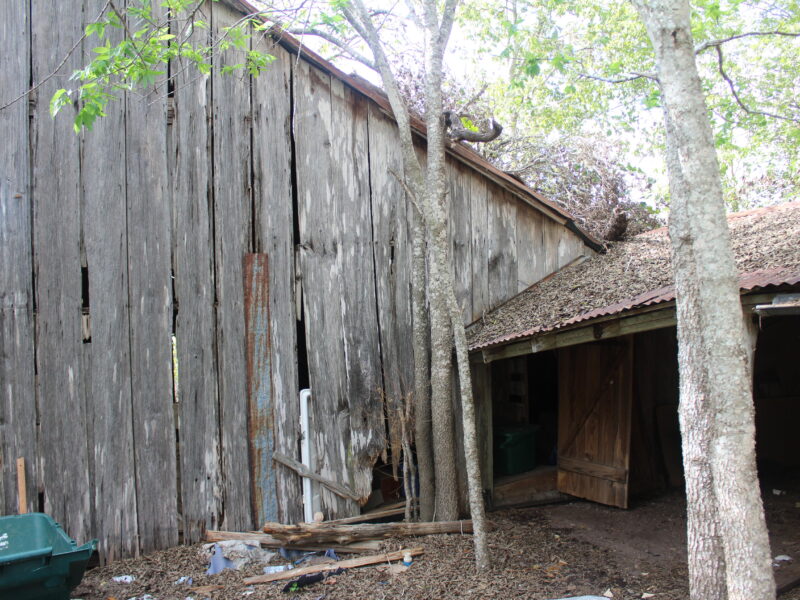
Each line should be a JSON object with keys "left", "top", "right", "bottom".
{"left": 468, "top": 202, "right": 800, "bottom": 351}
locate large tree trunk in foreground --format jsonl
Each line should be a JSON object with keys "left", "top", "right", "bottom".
{"left": 412, "top": 221, "right": 435, "bottom": 522}
{"left": 633, "top": 1, "right": 776, "bottom": 599}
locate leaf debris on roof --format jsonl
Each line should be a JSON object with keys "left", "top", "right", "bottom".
{"left": 468, "top": 202, "right": 800, "bottom": 351}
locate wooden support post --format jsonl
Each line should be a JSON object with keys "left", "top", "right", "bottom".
{"left": 16, "top": 457, "right": 26, "bottom": 514}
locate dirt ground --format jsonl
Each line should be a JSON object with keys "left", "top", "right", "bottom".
{"left": 72, "top": 486, "right": 800, "bottom": 600}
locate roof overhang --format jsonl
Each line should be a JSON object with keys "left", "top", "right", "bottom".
{"left": 753, "top": 293, "right": 800, "bottom": 316}
{"left": 471, "top": 289, "right": 796, "bottom": 364}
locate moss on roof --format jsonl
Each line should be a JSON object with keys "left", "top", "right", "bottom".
{"left": 468, "top": 202, "right": 800, "bottom": 350}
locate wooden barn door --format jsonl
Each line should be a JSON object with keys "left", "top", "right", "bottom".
{"left": 557, "top": 338, "right": 634, "bottom": 508}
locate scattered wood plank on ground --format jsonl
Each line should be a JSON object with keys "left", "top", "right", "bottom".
{"left": 204, "top": 530, "right": 381, "bottom": 554}
{"left": 243, "top": 547, "right": 424, "bottom": 585}
{"left": 262, "top": 520, "right": 474, "bottom": 545}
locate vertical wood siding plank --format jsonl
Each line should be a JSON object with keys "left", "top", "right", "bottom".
{"left": 125, "top": 1, "right": 178, "bottom": 553}
{"left": 211, "top": 2, "right": 254, "bottom": 531}
{"left": 30, "top": 0, "right": 91, "bottom": 542}
{"left": 243, "top": 254, "right": 276, "bottom": 524}
{"left": 515, "top": 207, "right": 545, "bottom": 292}
{"left": 294, "top": 60, "right": 357, "bottom": 518}
{"left": 367, "top": 106, "right": 414, "bottom": 477}
{"left": 469, "top": 178, "right": 490, "bottom": 322}
{"left": 332, "top": 82, "right": 384, "bottom": 506}
{"left": 251, "top": 44, "right": 302, "bottom": 524}
{"left": 487, "top": 190, "right": 518, "bottom": 309}
{"left": 171, "top": 3, "right": 223, "bottom": 542}
{"left": 447, "top": 163, "right": 473, "bottom": 324}
{"left": 0, "top": 0, "right": 36, "bottom": 517}
{"left": 81, "top": 0, "right": 137, "bottom": 561}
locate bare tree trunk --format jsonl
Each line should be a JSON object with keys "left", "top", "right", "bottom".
{"left": 412, "top": 215, "right": 435, "bottom": 521}
{"left": 633, "top": 1, "right": 776, "bottom": 599}
{"left": 427, "top": 230, "right": 459, "bottom": 521}
{"left": 449, "top": 298, "right": 490, "bottom": 570}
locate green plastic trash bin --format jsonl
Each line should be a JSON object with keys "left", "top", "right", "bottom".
{"left": 494, "top": 425, "right": 538, "bottom": 476}
{"left": 0, "top": 513, "right": 96, "bottom": 600}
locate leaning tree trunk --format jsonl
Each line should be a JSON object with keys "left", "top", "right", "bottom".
{"left": 633, "top": 1, "right": 776, "bottom": 599}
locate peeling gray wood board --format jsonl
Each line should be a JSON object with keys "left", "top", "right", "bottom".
{"left": 487, "top": 189, "right": 518, "bottom": 309}
{"left": 251, "top": 43, "right": 302, "bottom": 524}
{"left": 469, "top": 177, "right": 490, "bottom": 322}
{"left": 331, "top": 80, "right": 384, "bottom": 506}
{"left": 212, "top": 1, "right": 255, "bottom": 532}
{"left": 516, "top": 206, "right": 546, "bottom": 291}
{"left": 368, "top": 105, "right": 414, "bottom": 476}
{"left": 171, "top": 3, "right": 223, "bottom": 542}
{"left": 81, "top": 0, "right": 137, "bottom": 560}
{"left": 30, "top": 0, "right": 92, "bottom": 542}
{"left": 294, "top": 59, "right": 358, "bottom": 518}
{"left": 125, "top": 0, "right": 178, "bottom": 552}
{"left": 0, "top": 0, "right": 36, "bottom": 517}
{"left": 447, "top": 161, "right": 473, "bottom": 324}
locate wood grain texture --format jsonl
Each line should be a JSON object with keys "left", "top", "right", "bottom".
{"left": 294, "top": 59, "right": 357, "bottom": 518}
{"left": 447, "top": 162, "right": 473, "bottom": 323}
{"left": 171, "top": 3, "right": 223, "bottom": 543}
{"left": 469, "top": 177, "right": 490, "bottom": 322}
{"left": 486, "top": 190, "right": 518, "bottom": 309}
{"left": 515, "top": 206, "right": 546, "bottom": 291}
{"left": 330, "top": 80, "right": 384, "bottom": 508}
{"left": 0, "top": 0, "right": 36, "bottom": 517}
{"left": 557, "top": 339, "right": 633, "bottom": 508}
{"left": 81, "top": 1, "right": 137, "bottom": 558}
{"left": 125, "top": 0, "right": 178, "bottom": 551}
{"left": 211, "top": 1, "right": 255, "bottom": 532}
{"left": 368, "top": 105, "right": 414, "bottom": 477}
{"left": 31, "top": 0, "right": 91, "bottom": 543}
{"left": 251, "top": 43, "right": 302, "bottom": 524}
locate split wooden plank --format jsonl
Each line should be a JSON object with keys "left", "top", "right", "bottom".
{"left": 171, "top": 2, "right": 223, "bottom": 543}
{"left": 294, "top": 59, "right": 358, "bottom": 518}
{"left": 31, "top": 0, "right": 92, "bottom": 543}
{"left": 273, "top": 452, "right": 359, "bottom": 502}
{"left": 251, "top": 42, "right": 303, "bottom": 525}
{"left": 205, "top": 530, "right": 381, "bottom": 554}
{"left": 323, "top": 504, "right": 406, "bottom": 525}
{"left": 244, "top": 548, "right": 424, "bottom": 585}
{"left": 367, "top": 104, "right": 415, "bottom": 478}
{"left": 262, "top": 520, "right": 474, "bottom": 545}
{"left": 211, "top": 0, "right": 256, "bottom": 532}
{"left": 330, "top": 79, "right": 384, "bottom": 506}
{"left": 125, "top": 0, "right": 178, "bottom": 551}
{"left": 0, "top": 0, "right": 36, "bottom": 516}
{"left": 81, "top": 1, "right": 137, "bottom": 560}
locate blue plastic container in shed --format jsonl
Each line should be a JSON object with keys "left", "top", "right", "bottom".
{"left": 0, "top": 513, "right": 96, "bottom": 600}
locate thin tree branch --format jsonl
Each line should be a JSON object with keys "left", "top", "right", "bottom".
{"left": 714, "top": 45, "right": 800, "bottom": 124}
{"left": 578, "top": 71, "right": 658, "bottom": 84}
{"left": 0, "top": 0, "right": 111, "bottom": 112}
{"left": 286, "top": 27, "right": 375, "bottom": 69}
{"left": 695, "top": 30, "right": 800, "bottom": 54}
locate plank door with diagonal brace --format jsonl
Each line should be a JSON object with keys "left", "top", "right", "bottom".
{"left": 557, "top": 338, "right": 634, "bottom": 508}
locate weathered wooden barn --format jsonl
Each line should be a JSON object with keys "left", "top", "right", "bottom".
{"left": 0, "top": 0, "right": 601, "bottom": 560}
{"left": 468, "top": 202, "right": 800, "bottom": 510}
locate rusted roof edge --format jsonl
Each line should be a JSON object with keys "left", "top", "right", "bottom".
{"left": 469, "top": 268, "right": 800, "bottom": 353}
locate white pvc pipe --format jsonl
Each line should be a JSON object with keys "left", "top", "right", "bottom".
{"left": 299, "top": 388, "right": 314, "bottom": 523}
